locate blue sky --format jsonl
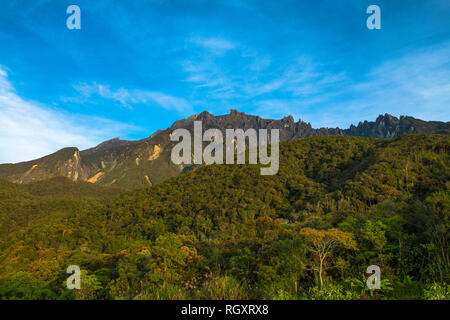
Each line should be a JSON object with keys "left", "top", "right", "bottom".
{"left": 0, "top": 0, "right": 449, "bottom": 163}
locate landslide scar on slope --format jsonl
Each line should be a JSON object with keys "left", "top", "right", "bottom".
{"left": 19, "top": 164, "right": 38, "bottom": 183}
{"left": 148, "top": 144, "right": 162, "bottom": 160}
{"left": 87, "top": 171, "right": 104, "bottom": 183}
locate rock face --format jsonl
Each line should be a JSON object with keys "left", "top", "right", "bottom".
{"left": 169, "top": 109, "right": 343, "bottom": 141}
{"left": 168, "top": 110, "right": 450, "bottom": 142}
{"left": 345, "top": 114, "right": 450, "bottom": 138}
{"left": 0, "top": 110, "right": 448, "bottom": 189}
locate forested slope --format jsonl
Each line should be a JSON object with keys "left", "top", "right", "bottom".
{"left": 0, "top": 134, "right": 448, "bottom": 300}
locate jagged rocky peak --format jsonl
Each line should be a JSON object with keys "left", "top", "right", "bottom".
{"left": 346, "top": 114, "right": 408, "bottom": 138}
{"left": 376, "top": 113, "right": 400, "bottom": 124}
{"left": 197, "top": 110, "right": 214, "bottom": 119}
{"left": 282, "top": 115, "right": 295, "bottom": 124}
{"left": 184, "top": 110, "right": 214, "bottom": 122}
{"left": 229, "top": 109, "right": 244, "bottom": 116}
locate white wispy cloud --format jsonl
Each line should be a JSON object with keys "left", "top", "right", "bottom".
{"left": 349, "top": 42, "right": 450, "bottom": 121}
{"left": 245, "top": 57, "right": 348, "bottom": 98}
{"left": 0, "top": 67, "right": 140, "bottom": 164}
{"left": 189, "top": 37, "right": 236, "bottom": 55}
{"left": 181, "top": 59, "right": 238, "bottom": 100}
{"left": 66, "top": 82, "right": 193, "bottom": 115}
{"left": 181, "top": 50, "right": 348, "bottom": 105}
{"left": 182, "top": 32, "right": 450, "bottom": 127}
{"left": 253, "top": 43, "right": 450, "bottom": 127}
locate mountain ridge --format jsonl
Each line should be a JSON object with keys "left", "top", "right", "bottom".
{"left": 0, "top": 110, "right": 448, "bottom": 189}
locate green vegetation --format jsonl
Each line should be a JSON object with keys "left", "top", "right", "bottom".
{"left": 0, "top": 134, "right": 448, "bottom": 300}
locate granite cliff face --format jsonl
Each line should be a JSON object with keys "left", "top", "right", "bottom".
{"left": 0, "top": 110, "right": 448, "bottom": 189}
{"left": 169, "top": 109, "right": 343, "bottom": 141}
{"left": 345, "top": 114, "right": 450, "bottom": 138}
{"left": 168, "top": 110, "right": 449, "bottom": 141}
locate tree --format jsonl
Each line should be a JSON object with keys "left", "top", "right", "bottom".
{"left": 300, "top": 228, "right": 358, "bottom": 289}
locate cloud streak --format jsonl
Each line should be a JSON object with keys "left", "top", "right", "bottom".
{"left": 189, "top": 37, "right": 236, "bottom": 55}
{"left": 350, "top": 42, "right": 450, "bottom": 121}
{"left": 253, "top": 43, "right": 450, "bottom": 127}
{"left": 0, "top": 68, "right": 140, "bottom": 164}
{"left": 180, "top": 46, "right": 349, "bottom": 113}
{"left": 67, "top": 82, "right": 193, "bottom": 115}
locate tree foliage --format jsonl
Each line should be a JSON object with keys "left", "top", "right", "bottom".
{"left": 0, "top": 134, "right": 448, "bottom": 299}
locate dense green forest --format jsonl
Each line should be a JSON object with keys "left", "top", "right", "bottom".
{"left": 0, "top": 134, "right": 448, "bottom": 300}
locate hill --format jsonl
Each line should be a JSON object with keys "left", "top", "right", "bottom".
{"left": 0, "top": 111, "right": 448, "bottom": 189}
{"left": 0, "top": 176, "right": 124, "bottom": 260}
{"left": 0, "top": 134, "right": 448, "bottom": 299}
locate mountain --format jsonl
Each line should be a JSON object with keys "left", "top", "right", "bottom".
{"left": 0, "top": 147, "right": 87, "bottom": 184}
{"left": 346, "top": 114, "right": 450, "bottom": 138}
{"left": 0, "top": 134, "right": 448, "bottom": 299}
{"left": 0, "top": 110, "right": 448, "bottom": 189}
